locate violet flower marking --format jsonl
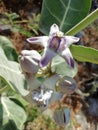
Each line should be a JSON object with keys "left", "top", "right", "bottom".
{"left": 27, "top": 24, "right": 79, "bottom": 68}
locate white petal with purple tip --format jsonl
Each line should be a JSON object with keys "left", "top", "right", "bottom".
{"left": 61, "top": 48, "right": 74, "bottom": 68}
{"left": 65, "top": 36, "right": 79, "bottom": 47}
{"left": 27, "top": 36, "right": 49, "bottom": 47}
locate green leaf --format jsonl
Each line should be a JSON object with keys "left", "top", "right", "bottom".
{"left": 0, "top": 36, "right": 18, "bottom": 62}
{"left": 0, "top": 96, "right": 27, "bottom": 130}
{"left": 0, "top": 47, "right": 29, "bottom": 96}
{"left": 51, "top": 55, "right": 78, "bottom": 77}
{"left": 12, "top": 25, "right": 32, "bottom": 37}
{"left": 0, "top": 75, "right": 14, "bottom": 95}
{"left": 2, "top": 120, "right": 19, "bottom": 130}
{"left": 4, "top": 12, "right": 20, "bottom": 21}
{"left": 39, "top": 0, "right": 91, "bottom": 35}
{"left": 70, "top": 45, "right": 98, "bottom": 64}
{"left": 9, "top": 94, "right": 29, "bottom": 107}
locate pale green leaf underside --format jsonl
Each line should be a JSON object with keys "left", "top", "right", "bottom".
{"left": 0, "top": 35, "right": 18, "bottom": 62}
{"left": 70, "top": 45, "right": 98, "bottom": 64}
{"left": 51, "top": 55, "right": 77, "bottom": 77}
{"left": 39, "top": 0, "right": 91, "bottom": 34}
{"left": 1, "top": 96, "right": 27, "bottom": 130}
{"left": 0, "top": 47, "right": 29, "bottom": 96}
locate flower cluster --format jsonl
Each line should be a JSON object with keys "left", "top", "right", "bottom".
{"left": 19, "top": 23, "right": 79, "bottom": 126}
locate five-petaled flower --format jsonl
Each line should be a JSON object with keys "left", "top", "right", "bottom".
{"left": 27, "top": 24, "right": 79, "bottom": 68}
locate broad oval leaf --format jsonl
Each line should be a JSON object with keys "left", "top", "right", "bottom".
{"left": 51, "top": 55, "right": 78, "bottom": 77}
{"left": 0, "top": 96, "right": 27, "bottom": 130}
{"left": 0, "top": 35, "right": 18, "bottom": 62}
{"left": 0, "top": 47, "right": 29, "bottom": 96}
{"left": 70, "top": 45, "right": 98, "bottom": 64}
{"left": 39, "top": 0, "right": 91, "bottom": 35}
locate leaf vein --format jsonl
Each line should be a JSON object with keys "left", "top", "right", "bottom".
{"left": 0, "top": 65, "right": 21, "bottom": 74}
{"left": 59, "top": 0, "right": 66, "bottom": 8}
{"left": 44, "top": 1, "right": 61, "bottom": 23}
{"left": 60, "top": 0, "right": 71, "bottom": 30}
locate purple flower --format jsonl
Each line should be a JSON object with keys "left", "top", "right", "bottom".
{"left": 27, "top": 24, "right": 79, "bottom": 68}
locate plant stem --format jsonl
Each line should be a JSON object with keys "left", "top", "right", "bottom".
{"left": 66, "top": 9, "right": 98, "bottom": 35}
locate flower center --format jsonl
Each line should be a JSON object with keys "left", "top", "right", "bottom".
{"left": 49, "top": 36, "right": 61, "bottom": 52}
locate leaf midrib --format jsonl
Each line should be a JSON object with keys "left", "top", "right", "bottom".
{"left": 60, "top": 0, "right": 71, "bottom": 30}
{"left": 0, "top": 65, "right": 21, "bottom": 75}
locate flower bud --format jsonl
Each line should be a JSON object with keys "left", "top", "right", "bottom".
{"left": 19, "top": 50, "right": 41, "bottom": 74}
{"left": 55, "top": 76, "right": 76, "bottom": 95}
{"left": 54, "top": 107, "right": 70, "bottom": 126}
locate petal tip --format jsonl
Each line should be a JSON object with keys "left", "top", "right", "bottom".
{"left": 50, "top": 23, "right": 59, "bottom": 35}
{"left": 26, "top": 37, "right": 38, "bottom": 43}
{"left": 74, "top": 37, "right": 80, "bottom": 42}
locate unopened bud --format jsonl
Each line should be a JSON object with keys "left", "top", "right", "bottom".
{"left": 19, "top": 50, "right": 41, "bottom": 74}
{"left": 54, "top": 107, "right": 70, "bottom": 126}
{"left": 55, "top": 76, "right": 76, "bottom": 94}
